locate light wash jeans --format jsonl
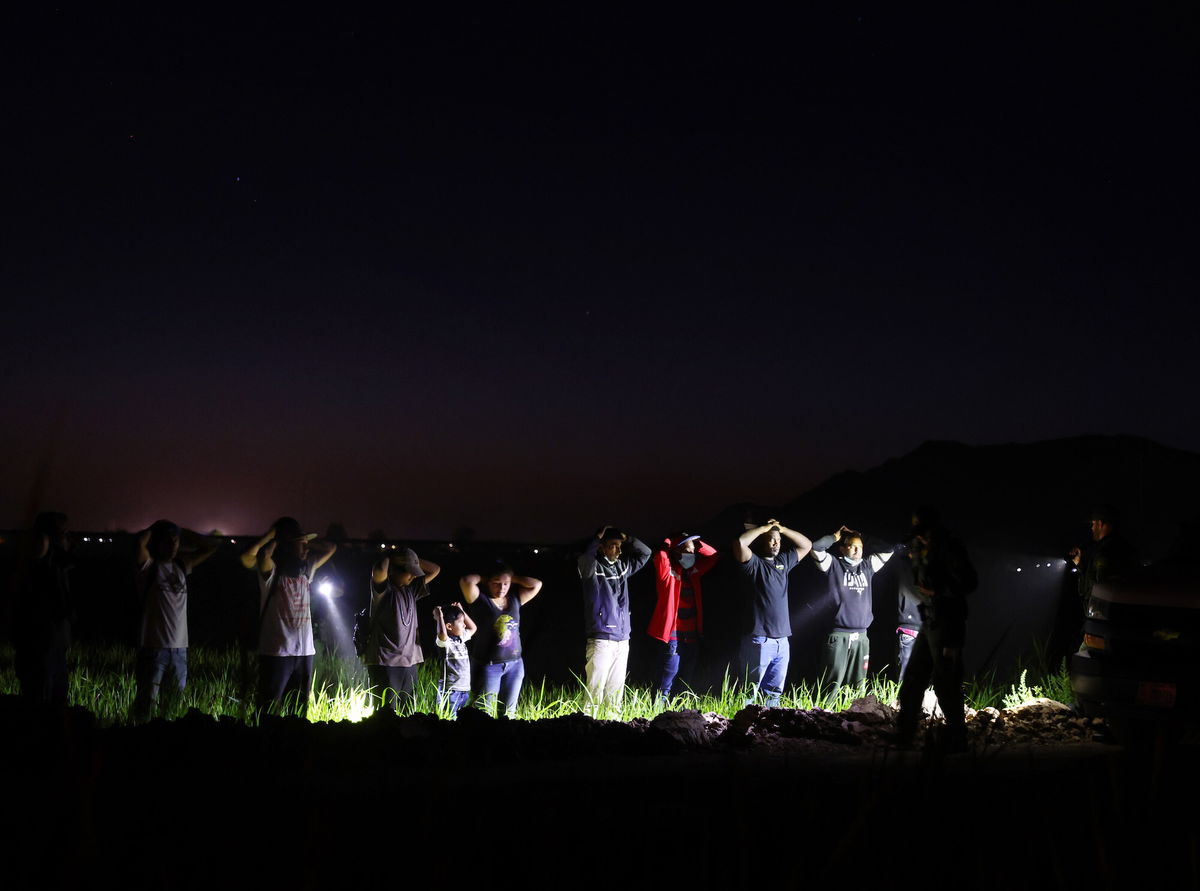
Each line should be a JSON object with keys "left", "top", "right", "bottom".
{"left": 478, "top": 658, "right": 525, "bottom": 717}
{"left": 741, "top": 635, "right": 789, "bottom": 707}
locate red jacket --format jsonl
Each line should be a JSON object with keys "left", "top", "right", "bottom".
{"left": 646, "top": 537, "right": 718, "bottom": 643}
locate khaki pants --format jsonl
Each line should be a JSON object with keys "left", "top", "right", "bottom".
{"left": 585, "top": 637, "right": 629, "bottom": 715}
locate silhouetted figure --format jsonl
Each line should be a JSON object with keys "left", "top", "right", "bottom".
{"left": 460, "top": 562, "right": 543, "bottom": 717}
{"left": 647, "top": 533, "right": 719, "bottom": 698}
{"left": 895, "top": 507, "right": 977, "bottom": 752}
{"left": 733, "top": 519, "right": 813, "bottom": 707}
{"left": 131, "top": 520, "right": 219, "bottom": 721}
{"left": 363, "top": 548, "right": 440, "bottom": 711}
{"left": 240, "top": 518, "right": 337, "bottom": 716}
{"left": 894, "top": 544, "right": 923, "bottom": 681}
{"left": 12, "top": 512, "right": 73, "bottom": 706}
{"left": 1051, "top": 505, "right": 1141, "bottom": 671}
{"left": 809, "top": 526, "right": 895, "bottom": 697}
{"left": 1069, "top": 504, "right": 1140, "bottom": 600}
{"left": 578, "top": 525, "right": 652, "bottom": 714}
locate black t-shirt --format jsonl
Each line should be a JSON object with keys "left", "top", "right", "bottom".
{"left": 472, "top": 593, "right": 522, "bottom": 663}
{"left": 738, "top": 549, "right": 799, "bottom": 638}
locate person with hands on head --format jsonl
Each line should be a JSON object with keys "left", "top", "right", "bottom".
{"left": 243, "top": 517, "right": 337, "bottom": 716}
{"left": 365, "top": 548, "right": 440, "bottom": 712}
{"left": 459, "top": 563, "right": 543, "bottom": 717}
{"left": 648, "top": 533, "right": 719, "bottom": 699}
{"left": 578, "top": 524, "right": 652, "bottom": 715}
{"left": 733, "top": 518, "right": 812, "bottom": 707}
{"left": 433, "top": 602, "right": 476, "bottom": 717}
{"left": 809, "top": 525, "right": 895, "bottom": 697}
{"left": 131, "top": 520, "right": 220, "bottom": 720}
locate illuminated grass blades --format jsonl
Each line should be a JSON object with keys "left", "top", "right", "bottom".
{"left": 0, "top": 643, "right": 1072, "bottom": 726}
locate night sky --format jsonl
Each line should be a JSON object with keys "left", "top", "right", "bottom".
{"left": 3, "top": 8, "right": 1198, "bottom": 541}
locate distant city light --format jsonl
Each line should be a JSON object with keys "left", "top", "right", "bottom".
{"left": 83, "top": 537, "right": 90, "bottom": 542}
{"left": 380, "top": 543, "right": 386, "bottom": 550}
{"left": 532, "top": 548, "right": 539, "bottom": 555}
{"left": 1016, "top": 567, "right": 1022, "bottom": 572}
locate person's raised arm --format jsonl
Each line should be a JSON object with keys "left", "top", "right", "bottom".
{"left": 457, "top": 603, "right": 478, "bottom": 641}
{"left": 459, "top": 573, "right": 482, "bottom": 604}
{"left": 135, "top": 528, "right": 152, "bottom": 565}
{"left": 372, "top": 556, "right": 390, "bottom": 585}
{"left": 626, "top": 536, "right": 653, "bottom": 575}
{"left": 776, "top": 523, "right": 813, "bottom": 561}
{"left": 308, "top": 539, "right": 336, "bottom": 573}
{"left": 433, "top": 604, "right": 447, "bottom": 642}
{"left": 370, "top": 557, "right": 390, "bottom": 610}
{"left": 578, "top": 526, "right": 608, "bottom": 578}
{"left": 734, "top": 523, "right": 774, "bottom": 564}
{"left": 809, "top": 529, "right": 840, "bottom": 572}
{"left": 180, "top": 529, "right": 220, "bottom": 572}
{"left": 513, "top": 574, "right": 543, "bottom": 605}
{"left": 240, "top": 527, "right": 276, "bottom": 571}
{"left": 694, "top": 540, "right": 719, "bottom": 575}
{"left": 867, "top": 535, "right": 896, "bottom": 572}
{"left": 419, "top": 559, "right": 441, "bottom": 585}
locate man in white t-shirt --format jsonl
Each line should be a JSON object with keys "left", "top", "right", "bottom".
{"left": 239, "top": 517, "right": 336, "bottom": 716}
{"left": 132, "top": 520, "right": 219, "bottom": 720}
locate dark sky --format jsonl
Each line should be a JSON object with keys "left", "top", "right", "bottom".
{"left": 2, "top": 8, "right": 1198, "bottom": 540}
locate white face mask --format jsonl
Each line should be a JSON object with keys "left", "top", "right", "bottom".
{"left": 677, "top": 552, "right": 697, "bottom": 569}
{"left": 843, "top": 556, "right": 863, "bottom": 567}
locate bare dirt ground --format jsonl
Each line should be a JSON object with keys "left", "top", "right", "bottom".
{"left": 1, "top": 695, "right": 1195, "bottom": 889}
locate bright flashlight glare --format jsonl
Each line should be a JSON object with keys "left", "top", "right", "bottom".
{"left": 318, "top": 580, "right": 334, "bottom": 597}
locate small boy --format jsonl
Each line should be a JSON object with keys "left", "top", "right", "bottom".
{"left": 433, "top": 602, "right": 476, "bottom": 716}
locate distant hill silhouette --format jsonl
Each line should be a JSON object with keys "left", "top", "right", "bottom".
{"left": 709, "top": 435, "right": 1200, "bottom": 558}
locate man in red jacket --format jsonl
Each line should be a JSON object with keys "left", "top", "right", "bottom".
{"left": 647, "top": 533, "right": 719, "bottom": 699}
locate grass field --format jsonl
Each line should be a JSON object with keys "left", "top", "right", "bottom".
{"left": 0, "top": 642, "right": 1072, "bottom": 725}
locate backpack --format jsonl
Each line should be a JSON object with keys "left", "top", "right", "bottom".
{"left": 352, "top": 605, "right": 374, "bottom": 656}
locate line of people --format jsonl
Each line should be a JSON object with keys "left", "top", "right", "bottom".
{"left": 8, "top": 509, "right": 977, "bottom": 749}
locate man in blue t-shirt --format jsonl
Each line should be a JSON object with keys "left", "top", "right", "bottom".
{"left": 733, "top": 519, "right": 812, "bottom": 707}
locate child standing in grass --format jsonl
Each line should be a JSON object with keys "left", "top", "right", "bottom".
{"left": 433, "top": 603, "right": 476, "bottom": 716}
{"left": 132, "top": 520, "right": 219, "bottom": 721}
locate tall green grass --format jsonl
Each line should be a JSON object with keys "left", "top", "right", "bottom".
{"left": 0, "top": 642, "right": 1072, "bottom": 726}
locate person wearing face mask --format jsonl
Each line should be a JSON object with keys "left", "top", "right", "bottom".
{"left": 578, "top": 525, "right": 653, "bottom": 714}
{"left": 647, "top": 533, "right": 719, "bottom": 699}
{"left": 810, "top": 526, "right": 895, "bottom": 698}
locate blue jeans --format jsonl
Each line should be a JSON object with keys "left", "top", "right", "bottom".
{"left": 741, "top": 635, "right": 789, "bottom": 707}
{"left": 479, "top": 658, "right": 525, "bottom": 717}
{"left": 655, "top": 638, "right": 699, "bottom": 697}
{"left": 437, "top": 688, "right": 470, "bottom": 716}
{"left": 133, "top": 647, "right": 188, "bottom": 719}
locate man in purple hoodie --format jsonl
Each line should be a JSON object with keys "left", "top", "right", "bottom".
{"left": 578, "top": 525, "right": 652, "bottom": 715}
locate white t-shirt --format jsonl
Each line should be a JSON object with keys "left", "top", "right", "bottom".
{"left": 257, "top": 565, "right": 316, "bottom": 657}
{"left": 138, "top": 559, "right": 190, "bottom": 649}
